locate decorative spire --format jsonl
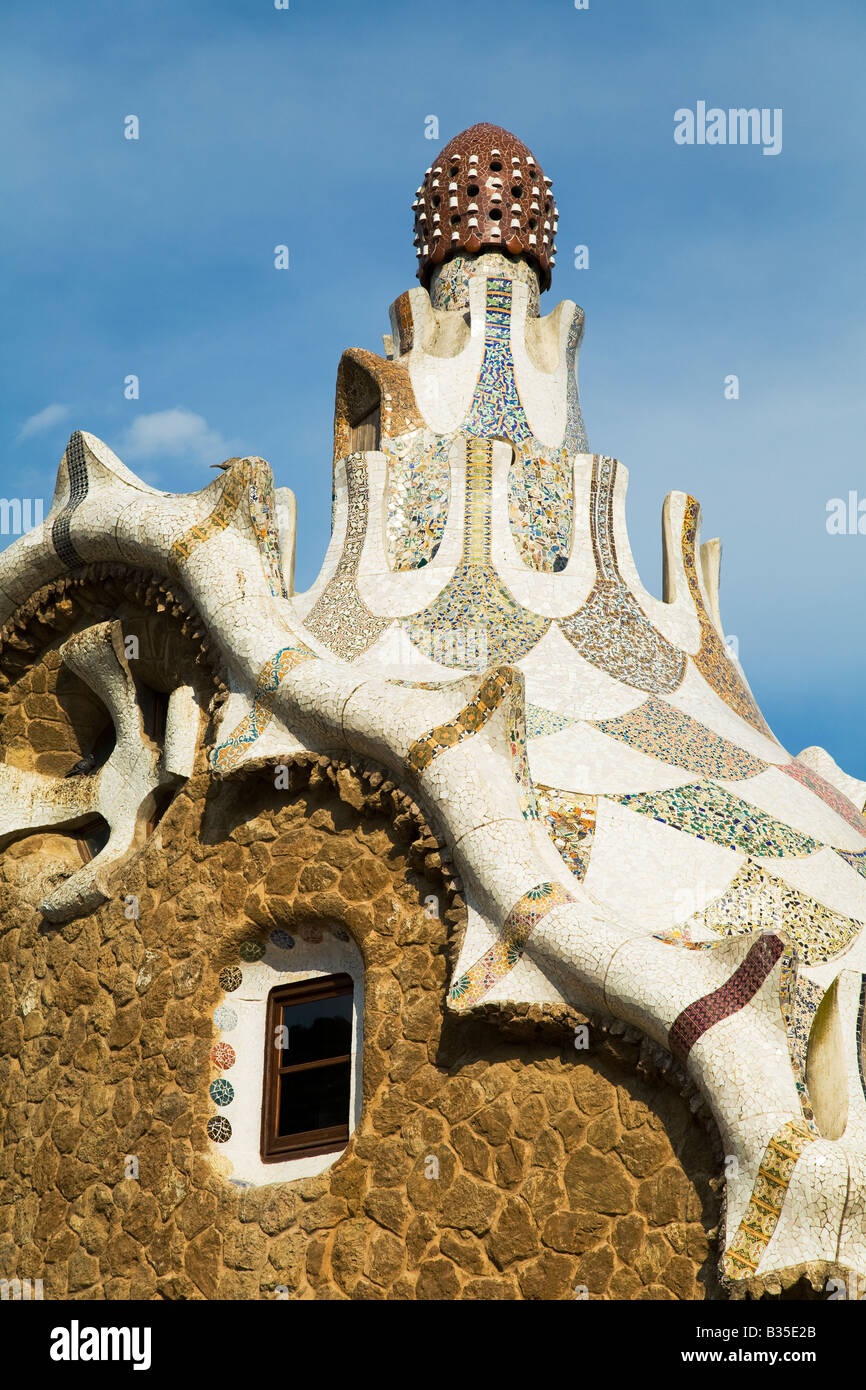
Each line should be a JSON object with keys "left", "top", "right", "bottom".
{"left": 413, "top": 123, "right": 558, "bottom": 291}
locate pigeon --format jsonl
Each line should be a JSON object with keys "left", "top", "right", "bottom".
{"left": 64, "top": 753, "right": 98, "bottom": 778}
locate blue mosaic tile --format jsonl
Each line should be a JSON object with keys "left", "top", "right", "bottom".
{"left": 209, "top": 1079, "right": 234, "bottom": 1107}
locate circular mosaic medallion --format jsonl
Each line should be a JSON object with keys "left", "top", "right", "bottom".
{"left": 207, "top": 1115, "right": 232, "bottom": 1144}
{"left": 209, "top": 1079, "right": 234, "bottom": 1107}
{"left": 213, "top": 1005, "right": 238, "bottom": 1031}
{"left": 240, "top": 940, "right": 265, "bottom": 962}
{"left": 270, "top": 929, "right": 295, "bottom": 950}
{"left": 331, "top": 926, "right": 350, "bottom": 942}
{"left": 219, "top": 966, "right": 242, "bottom": 992}
{"left": 297, "top": 924, "right": 324, "bottom": 944}
{"left": 211, "top": 1042, "right": 236, "bottom": 1070}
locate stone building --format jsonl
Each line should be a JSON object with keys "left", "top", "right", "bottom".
{"left": 1, "top": 123, "right": 865, "bottom": 1301}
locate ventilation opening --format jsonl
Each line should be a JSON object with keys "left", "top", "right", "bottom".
{"left": 147, "top": 786, "right": 176, "bottom": 836}
{"left": 349, "top": 403, "right": 381, "bottom": 453}
{"left": 75, "top": 817, "right": 111, "bottom": 864}
{"left": 137, "top": 684, "right": 169, "bottom": 743}
{"left": 338, "top": 356, "right": 382, "bottom": 455}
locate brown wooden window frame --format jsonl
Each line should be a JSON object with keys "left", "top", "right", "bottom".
{"left": 260, "top": 972, "right": 354, "bottom": 1163}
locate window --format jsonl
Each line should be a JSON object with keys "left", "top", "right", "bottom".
{"left": 348, "top": 402, "right": 380, "bottom": 453}
{"left": 260, "top": 973, "right": 354, "bottom": 1162}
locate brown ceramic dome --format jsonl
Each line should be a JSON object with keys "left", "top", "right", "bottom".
{"left": 412, "top": 123, "right": 558, "bottom": 291}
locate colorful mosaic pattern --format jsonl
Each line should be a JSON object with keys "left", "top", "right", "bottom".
{"left": 211, "top": 1042, "right": 236, "bottom": 1070}
{"left": 402, "top": 438, "right": 550, "bottom": 669}
{"left": 239, "top": 940, "right": 265, "bottom": 962}
{"left": 171, "top": 459, "right": 288, "bottom": 601}
{"left": 785, "top": 975, "right": 824, "bottom": 1099}
{"left": 211, "top": 643, "right": 315, "bottom": 775}
{"left": 207, "top": 1116, "right": 232, "bottom": 1144}
{"left": 449, "top": 881, "right": 576, "bottom": 1009}
{"left": 429, "top": 253, "right": 541, "bottom": 317}
{"left": 304, "top": 454, "right": 389, "bottom": 660}
{"left": 838, "top": 848, "right": 866, "bottom": 880}
{"left": 219, "top": 966, "right": 242, "bottom": 992}
{"left": 782, "top": 759, "right": 866, "bottom": 838}
{"left": 560, "top": 458, "right": 686, "bottom": 694}
{"left": 270, "top": 929, "right": 295, "bottom": 950}
{"left": 171, "top": 463, "right": 247, "bottom": 567}
{"left": 594, "top": 696, "right": 766, "bottom": 780}
{"left": 407, "top": 667, "right": 518, "bottom": 775}
{"left": 429, "top": 260, "right": 586, "bottom": 454}
{"left": 334, "top": 348, "right": 423, "bottom": 462}
{"left": 776, "top": 957, "right": 815, "bottom": 1123}
{"left": 508, "top": 695, "right": 538, "bottom": 821}
{"left": 655, "top": 933, "right": 816, "bottom": 1119}
{"left": 52, "top": 431, "right": 88, "bottom": 570}
{"left": 209, "top": 1079, "right": 234, "bottom": 1107}
{"left": 213, "top": 1005, "right": 237, "bottom": 1031}
{"left": 680, "top": 499, "right": 773, "bottom": 738}
{"left": 392, "top": 290, "right": 414, "bottom": 353}
{"left": 385, "top": 432, "right": 451, "bottom": 570}
{"left": 536, "top": 784, "right": 597, "bottom": 881}
{"left": 508, "top": 454, "right": 573, "bottom": 573}
{"left": 448, "top": 937, "right": 523, "bottom": 1011}
{"left": 686, "top": 859, "right": 861, "bottom": 966}
{"left": 465, "top": 277, "right": 538, "bottom": 446}
{"left": 858, "top": 977, "right": 866, "bottom": 1106}
{"left": 248, "top": 477, "right": 289, "bottom": 599}
{"left": 614, "top": 781, "right": 820, "bottom": 859}
{"left": 721, "top": 1120, "right": 819, "bottom": 1279}
{"left": 525, "top": 704, "right": 578, "bottom": 739}
{"left": 669, "top": 934, "right": 784, "bottom": 1062}
{"left": 393, "top": 276, "right": 587, "bottom": 652}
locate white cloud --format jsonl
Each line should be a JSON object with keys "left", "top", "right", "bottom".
{"left": 16, "top": 403, "right": 69, "bottom": 441}
{"left": 118, "top": 408, "right": 233, "bottom": 465}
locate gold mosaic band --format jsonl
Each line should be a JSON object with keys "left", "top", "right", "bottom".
{"left": 211, "top": 643, "right": 315, "bottom": 775}
{"left": 407, "top": 667, "right": 518, "bottom": 774}
{"left": 171, "top": 462, "right": 250, "bottom": 568}
{"left": 721, "top": 1119, "right": 819, "bottom": 1280}
{"left": 170, "top": 458, "right": 288, "bottom": 600}
{"left": 448, "top": 881, "right": 576, "bottom": 1010}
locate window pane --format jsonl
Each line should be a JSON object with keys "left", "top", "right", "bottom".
{"left": 279, "top": 994, "right": 352, "bottom": 1065}
{"left": 277, "top": 1060, "right": 351, "bottom": 1138}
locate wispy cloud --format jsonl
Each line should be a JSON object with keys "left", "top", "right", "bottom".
{"left": 16, "top": 403, "right": 69, "bottom": 441}
{"left": 117, "top": 408, "right": 234, "bottom": 466}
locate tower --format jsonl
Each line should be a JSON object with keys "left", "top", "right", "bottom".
{"left": 0, "top": 125, "right": 865, "bottom": 1301}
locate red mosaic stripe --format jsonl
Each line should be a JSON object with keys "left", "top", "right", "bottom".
{"left": 668, "top": 934, "right": 784, "bottom": 1062}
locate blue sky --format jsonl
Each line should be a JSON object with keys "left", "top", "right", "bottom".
{"left": 2, "top": 0, "right": 864, "bottom": 774}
